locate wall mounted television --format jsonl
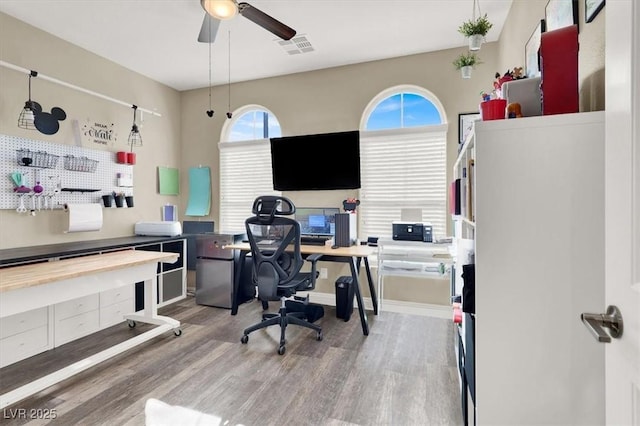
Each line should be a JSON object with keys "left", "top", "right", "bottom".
{"left": 270, "top": 130, "right": 361, "bottom": 191}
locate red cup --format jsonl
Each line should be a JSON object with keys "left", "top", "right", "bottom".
{"left": 116, "top": 151, "right": 127, "bottom": 163}
{"left": 480, "top": 99, "right": 507, "bottom": 120}
{"left": 127, "top": 152, "right": 136, "bottom": 165}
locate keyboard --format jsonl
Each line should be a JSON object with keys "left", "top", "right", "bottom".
{"left": 300, "top": 235, "right": 331, "bottom": 246}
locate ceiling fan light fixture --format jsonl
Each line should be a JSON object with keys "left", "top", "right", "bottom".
{"left": 201, "top": 0, "right": 238, "bottom": 20}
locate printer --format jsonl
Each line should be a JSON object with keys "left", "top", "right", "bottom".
{"left": 134, "top": 221, "right": 182, "bottom": 237}
{"left": 392, "top": 221, "right": 433, "bottom": 243}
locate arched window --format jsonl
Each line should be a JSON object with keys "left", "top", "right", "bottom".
{"left": 365, "top": 92, "right": 443, "bottom": 130}
{"left": 219, "top": 105, "right": 281, "bottom": 231}
{"left": 359, "top": 86, "right": 448, "bottom": 240}
{"left": 226, "top": 108, "right": 282, "bottom": 141}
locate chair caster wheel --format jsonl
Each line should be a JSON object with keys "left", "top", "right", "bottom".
{"left": 316, "top": 331, "right": 323, "bottom": 341}
{"left": 278, "top": 345, "right": 286, "bottom": 355}
{"left": 127, "top": 320, "right": 136, "bottom": 328}
{"left": 174, "top": 329, "right": 182, "bottom": 336}
{"left": 241, "top": 335, "right": 249, "bottom": 344}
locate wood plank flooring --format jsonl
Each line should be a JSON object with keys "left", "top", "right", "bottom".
{"left": 0, "top": 296, "right": 463, "bottom": 425}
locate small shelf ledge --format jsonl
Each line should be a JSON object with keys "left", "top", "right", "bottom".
{"left": 61, "top": 188, "right": 100, "bottom": 193}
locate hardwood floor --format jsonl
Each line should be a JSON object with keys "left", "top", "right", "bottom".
{"left": 0, "top": 296, "right": 463, "bottom": 425}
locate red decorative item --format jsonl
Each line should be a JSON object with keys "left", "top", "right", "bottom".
{"left": 127, "top": 152, "right": 136, "bottom": 165}
{"left": 540, "top": 25, "right": 579, "bottom": 115}
{"left": 480, "top": 99, "right": 507, "bottom": 120}
{"left": 116, "top": 151, "right": 127, "bottom": 164}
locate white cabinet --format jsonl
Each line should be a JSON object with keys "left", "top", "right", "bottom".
{"left": 0, "top": 307, "right": 51, "bottom": 368}
{"left": 456, "top": 112, "right": 605, "bottom": 425}
{"left": 100, "top": 285, "right": 134, "bottom": 328}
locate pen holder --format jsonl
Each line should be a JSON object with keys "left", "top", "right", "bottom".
{"left": 125, "top": 196, "right": 134, "bottom": 208}
{"left": 114, "top": 194, "right": 125, "bottom": 208}
{"left": 102, "top": 194, "right": 113, "bottom": 208}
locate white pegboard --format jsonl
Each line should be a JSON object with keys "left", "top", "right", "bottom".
{"left": 1, "top": 134, "right": 134, "bottom": 210}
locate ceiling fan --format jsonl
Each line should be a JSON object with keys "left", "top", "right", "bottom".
{"left": 198, "top": 0, "right": 296, "bottom": 43}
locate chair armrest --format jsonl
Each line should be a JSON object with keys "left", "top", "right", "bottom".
{"left": 305, "top": 253, "right": 323, "bottom": 285}
{"left": 306, "top": 253, "right": 323, "bottom": 263}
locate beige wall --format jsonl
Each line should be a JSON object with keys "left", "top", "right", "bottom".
{"left": 0, "top": 3, "right": 606, "bottom": 304}
{"left": 0, "top": 13, "right": 182, "bottom": 249}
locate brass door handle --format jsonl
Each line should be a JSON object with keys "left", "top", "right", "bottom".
{"left": 580, "top": 305, "right": 623, "bottom": 343}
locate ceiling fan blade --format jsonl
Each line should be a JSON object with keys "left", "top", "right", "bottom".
{"left": 198, "top": 13, "right": 220, "bottom": 43}
{"left": 238, "top": 2, "right": 296, "bottom": 40}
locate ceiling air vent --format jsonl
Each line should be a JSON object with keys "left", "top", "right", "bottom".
{"left": 277, "top": 35, "right": 315, "bottom": 55}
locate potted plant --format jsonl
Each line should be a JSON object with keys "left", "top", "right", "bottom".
{"left": 458, "top": 13, "right": 493, "bottom": 51}
{"left": 453, "top": 52, "right": 481, "bottom": 79}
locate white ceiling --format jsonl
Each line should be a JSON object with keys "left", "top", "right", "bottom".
{"left": 0, "top": 0, "right": 513, "bottom": 92}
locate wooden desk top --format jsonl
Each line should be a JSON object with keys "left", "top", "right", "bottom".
{"left": 0, "top": 250, "right": 178, "bottom": 293}
{"left": 224, "top": 242, "right": 376, "bottom": 257}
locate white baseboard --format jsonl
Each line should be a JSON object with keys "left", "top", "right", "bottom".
{"left": 298, "top": 291, "right": 452, "bottom": 319}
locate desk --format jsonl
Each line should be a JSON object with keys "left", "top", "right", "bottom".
{"left": 225, "top": 243, "right": 378, "bottom": 336}
{"left": 0, "top": 250, "right": 180, "bottom": 409}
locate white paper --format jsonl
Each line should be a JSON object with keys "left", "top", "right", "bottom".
{"left": 65, "top": 203, "right": 103, "bottom": 232}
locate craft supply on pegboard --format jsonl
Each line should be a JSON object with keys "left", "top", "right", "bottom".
{"left": 1, "top": 134, "right": 134, "bottom": 210}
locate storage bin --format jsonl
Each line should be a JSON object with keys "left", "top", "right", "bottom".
{"left": 480, "top": 99, "right": 507, "bottom": 120}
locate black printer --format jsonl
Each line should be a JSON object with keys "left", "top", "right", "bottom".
{"left": 392, "top": 221, "right": 433, "bottom": 242}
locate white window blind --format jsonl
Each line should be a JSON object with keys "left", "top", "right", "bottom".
{"left": 359, "top": 125, "right": 448, "bottom": 240}
{"left": 219, "top": 138, "right": 280, "bottom": 232}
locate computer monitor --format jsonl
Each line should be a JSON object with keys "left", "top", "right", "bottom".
{"left": 295, "top": 207, "right": 340, "bottom": 236}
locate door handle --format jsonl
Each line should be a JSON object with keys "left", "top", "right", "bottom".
{"left": 580, "top": 305, "right": 623, "bottom": 343}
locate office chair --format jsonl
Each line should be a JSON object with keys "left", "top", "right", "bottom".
{"left": 240, "top": 195, "right": 323, "bottom": 355}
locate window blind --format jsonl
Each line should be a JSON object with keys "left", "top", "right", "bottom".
{"left": 359, "top": 125, "right": 448, "bottom": 240}
{"left": 219, "top": 138, "right": 280, "bottom": 232}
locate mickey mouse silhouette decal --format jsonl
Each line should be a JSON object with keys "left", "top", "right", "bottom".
{"left": 32, "top": 102, "right": 67, "bottom": 135}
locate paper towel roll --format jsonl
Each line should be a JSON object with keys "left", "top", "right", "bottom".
{"left": 65, "top": 203, "right": 103, "bottom": 233}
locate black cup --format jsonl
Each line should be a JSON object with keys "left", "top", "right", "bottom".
{"left": 114, "top": 195, "right": 124, "bottom": 208}
{"left": 102, "top": 195, "right": 113, "bottom": 207}
{"left": 125, "top": 196, "right": 134, "bottom": 208}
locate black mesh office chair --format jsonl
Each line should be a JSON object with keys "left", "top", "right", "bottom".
{"left": 240, "top": 195, "right": 323, "bottom": 355}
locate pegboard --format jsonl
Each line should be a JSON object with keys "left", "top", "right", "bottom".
{"left": 1, "top": 134, "right": 134, "bottom": 210}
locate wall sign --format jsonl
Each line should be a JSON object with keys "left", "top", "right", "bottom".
{"left": 80, "top": 119, "right": 118, "bottom": 146}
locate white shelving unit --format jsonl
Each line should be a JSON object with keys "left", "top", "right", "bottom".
{"left": 452, "top": 112, "right": 606, "bottom": 425}
{"left": 376, "top": 238, "right": 452, "bottom": 310}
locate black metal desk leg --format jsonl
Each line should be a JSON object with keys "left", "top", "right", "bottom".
{"left": 363, "top": 257, "right": 378, "bottom": 315}
{"left": 231, "top": 250, "right": 247, "bottom": 315}
{"left": 349, "top": 257, "right": 369, "bottom": 336}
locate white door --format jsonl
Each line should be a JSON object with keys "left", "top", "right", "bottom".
{"left": 604, "top": 1, "right": 640, "bottom": 424}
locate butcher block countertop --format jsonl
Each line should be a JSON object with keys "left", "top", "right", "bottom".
{"left": 0, "top": 250, "right": 178, "bottom": 293}
{"left": 0, "top": 236, "right": 185, "bottom": 267}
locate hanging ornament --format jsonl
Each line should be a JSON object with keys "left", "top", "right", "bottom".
{"left": 226, "top": 30, "right": 233, "bottom": 119}
{"left": 206, "top": 16, "right": 214, "bottom": 118}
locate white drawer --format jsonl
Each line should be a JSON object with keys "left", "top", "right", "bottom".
{"left": 100, "top": 284, "right": 134, "bottom": 307}
{"left": 100, "top": 298, "right": 134, "bottom": 329}
{"left": 0, "top": 307, "right": 48, "bottom": 340}
{"left": 54, "top": 294, "right": 99, "bottom": 320}
{"left": 0, "top": 325, "right": 50, "bottom": 368}
{"left": 54, "top": 310, "right": 100, "bottom": 346}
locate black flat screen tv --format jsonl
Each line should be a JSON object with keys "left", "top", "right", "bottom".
{"left": 270, "top": 130, "right": 361, "bottom": 191}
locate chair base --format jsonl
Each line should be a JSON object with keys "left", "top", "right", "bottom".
{"left": 241, "top": 298, "right": 322, "bottom": 355}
